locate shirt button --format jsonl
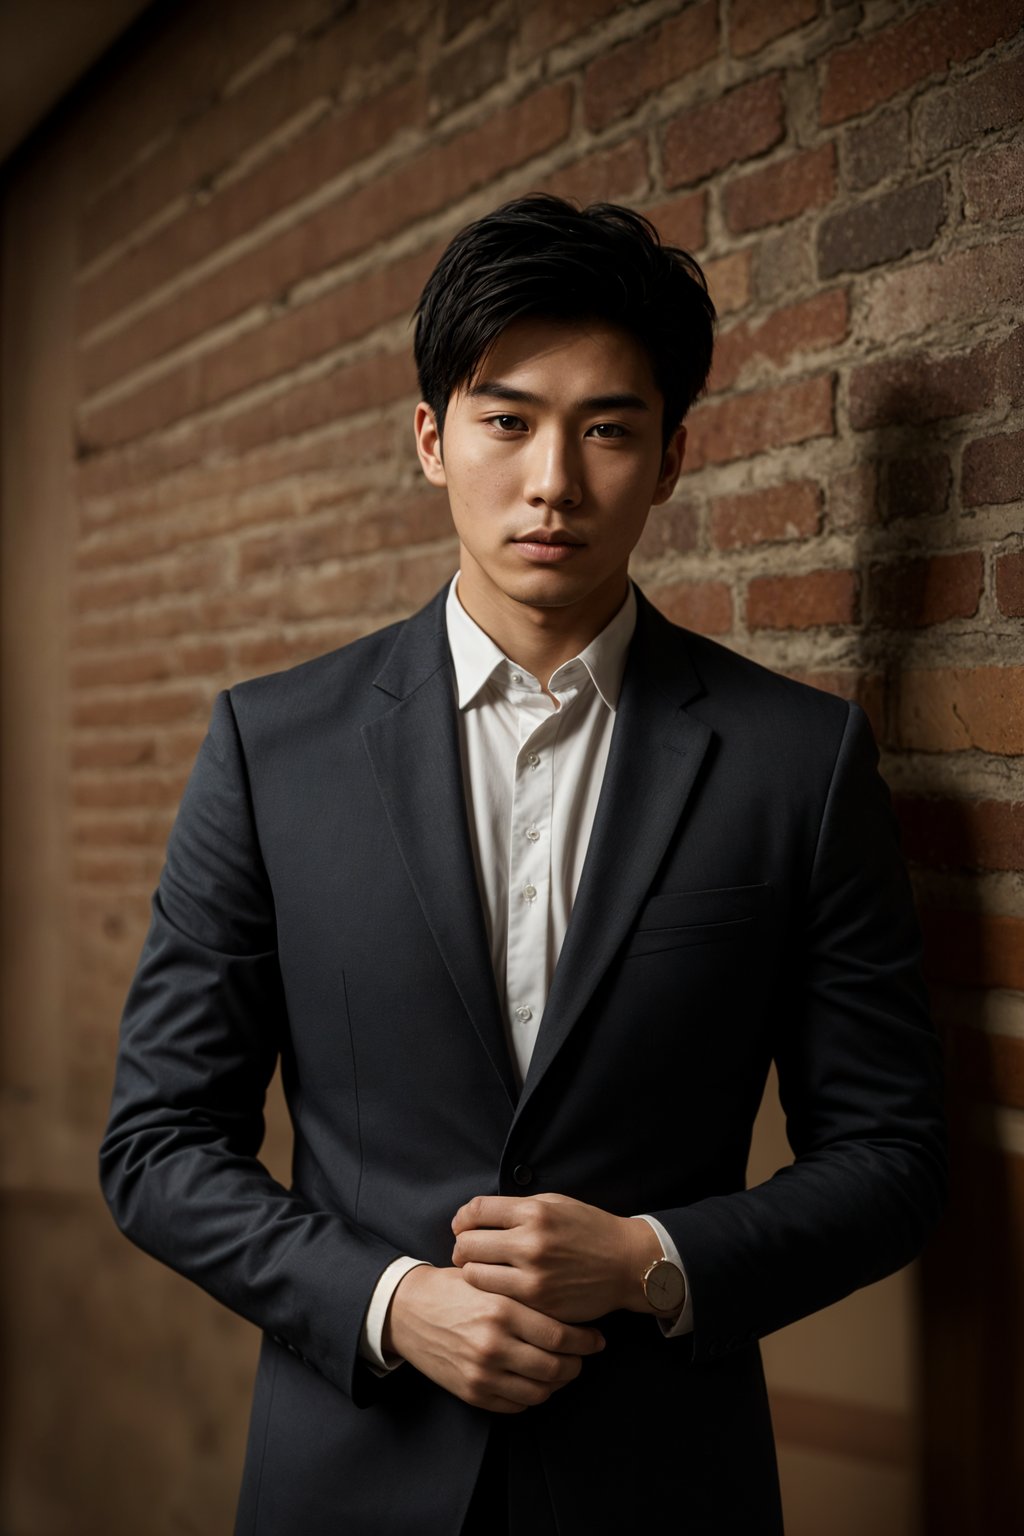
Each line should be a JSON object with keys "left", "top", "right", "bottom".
{"left": 526, "top": 751, "right": 540, "bottom": 768}
{"left": 511, "top": 671, "right": 523, "bottom": 684}
{"left": 515, "top": 1005, "right": 533, "bottom": 1022}
{"left": 525, "top": 825, "right": 540, "bottom": 843}
{"left": 513, "top": 1164, "right": 534, "bottom": 1186}
{"left": 522, "top": 883, "right": 537, "bottom": 902}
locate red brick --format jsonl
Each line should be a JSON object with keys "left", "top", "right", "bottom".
{"left": 828, "top": 463, "right": 877, "bottom": 531}
{"left": 583, "top": 3, "right": 719, "bottom": 131}
{"left": 645, "top": 193, "right": 708, "bottom": 255}
{"left": 74, "top": 547, "right": 228, "bottom": 615}
{"left": 81, "top": 5, "right": 416, "bottom": 264}
{"left": 83, "top": 243, "right": 438, "bottom": 449}
{"left": 894, "top": 668, "right": 1024, "bottom": 754}
{"left": 282, "top": 549, "right": 457, "bottom": 623}
{"left": 80, "top": 79, "right": 570, "bottom": 381}
{"left": 820, "top": 0, "right": 1021, "bottom": 125}
{"left": 74, "top": 600, "right": 200, "bottom": 652}
{"left": 74, "top": 851, "right": 164, "bottom": 888}
{"left": 964, "top": 142, "right": 1024, "bottom": 223}
{"left": 73, "top": 772, "right": 186, "bottom": 811}
{"left": 72, "top": 687, "right": 209, "bottom": 731}
{"left": 785, "top": 668, "right": 885, "bottom": 739}
{"left": 71, "top": 736, "right": 158, "bottom": 771}
{"left": 894, "top": 796, "right": 1024, "bottom": 873}
{"left": 818, "top": 177, "right": 946, "bottom": 277}
{"left": 73, "top": 811, "right": 174, "bottom": 849}
{"left": 79, "top": 74, "right": 429, "bottom": 340}
{"left": 684, "top": 374, "right": 834, "bottom": 469}
{"left": 82, "top": 347, "right": 415, "bottom": 480}
{"left": 237, "top": 492, "right": 452, "bottom": 575}
{"left": 731, "top": 0, "right": 820, "bottom": 56}
{"left": 723, "top": 143, "right": 836, "bottom": 233}
{"left": 747, "top": 567, "right": 859, "bottom": 630}
{"left": 157, "top": 725, "right": 210, "bottom": 769}
{"left": 649, "top": 580, "right": 733, "bottom": 635}
{"left": 77, "top": 0, "right": 339, "bottom": 198}
{"left": 704, "top": 250, "right": 753, "bottom": 315}
{"left": 920, "top": 909, "right": 1024, "bottom": 993}
{"left": 849, "top": 328, "right": 1024, "bottom": 431}
{"left": 634, "top": 502, "right": 701, "bottom": 561}
{"left": 518, "top": 0, "right": 621, "bottom": 58}
{"left": 542, "top": 137, "right": 651, "bottom": 208}
{"left": 72, "top": 650, "right": 174, "bottom": 690}
{"left": 662, "top": 75, "right": 785, "bottom": 189}
{"left": 710, "top": 481, "right": 822, "bottom": 549}
{"left": 883, "top": 456, "right": 952, "bottom": 521}
{"left": 962, "top": 429, "right": 1024, "bottom": 508}
{"left": 870, "top": 551, "right": 984, "bottom": 628}
{"left": 995, "top": 552, "right": 1024, "bottom": 616}
{"left": 915, "top": 55, "right": 1024, "bottom": 159}
{"left": 78, "top": 414, "right": 403, "bottom": 527}
{"left": 861, "top": 236, "right": 1024, "bottom": 343}
{"left": 428, "top": 22, "right": 512, "bottom": 118}
{"left": 843, "top": 107, "right": 909, "bottom": 191}
{"left": 233, "top": 624, "right": 365, "bottom": 674}
{"left": 709, "top": 290, "right": 848, "bottom": 392}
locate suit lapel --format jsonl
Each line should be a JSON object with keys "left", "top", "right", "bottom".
{"left": 362, "top": 591, "right": 518, "bottom": 1106}
{"left": 516, "top": 591, "right": 713, "bottom": 1116}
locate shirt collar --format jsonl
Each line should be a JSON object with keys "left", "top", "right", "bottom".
{"left": 445, "top": 574, "right": 636, "bottom": 712}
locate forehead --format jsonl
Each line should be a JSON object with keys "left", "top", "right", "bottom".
{"left": 463, "top": 316, "right": 660, "bottom": 402}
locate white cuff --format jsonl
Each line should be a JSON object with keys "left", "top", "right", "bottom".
{"left": 359, "top": 1256, "right": 431, "bottom": 1374}
{"left": 636, "top": 1214, "right": 694, "bottom": 1337}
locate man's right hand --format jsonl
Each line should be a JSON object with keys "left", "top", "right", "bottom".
{"left": 383, "top": 1265, "right": 605, "bottom": 1414}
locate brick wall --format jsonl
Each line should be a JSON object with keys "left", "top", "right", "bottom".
{"left": 2, "top": 0, "right": 1022, "bottom": 1531}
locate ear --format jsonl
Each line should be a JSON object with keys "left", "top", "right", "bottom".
{"left": 414, "top": 402, "right": 447, "bottom": 488}
{"left": 652, "top": 424, "right": 686, "bottom": 506}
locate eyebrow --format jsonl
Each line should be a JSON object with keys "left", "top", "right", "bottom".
{"left": 467, "top": 381, "right": 651, "bottom": 413}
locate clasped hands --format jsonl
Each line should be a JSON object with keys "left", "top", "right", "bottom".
{"left": 383, "top": 1192, "right": 665, "bottom": 1415}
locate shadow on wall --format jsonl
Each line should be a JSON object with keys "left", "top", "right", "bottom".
{"left": 846, "top": 378, "right": 1022, "bottom": 1535}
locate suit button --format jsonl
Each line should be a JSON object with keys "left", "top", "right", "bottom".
{"left": 513, "top": 1164, "right": 533, "bottom": 1186}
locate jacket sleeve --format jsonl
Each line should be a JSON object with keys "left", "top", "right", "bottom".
{"left": 651, "top": 701, "right": 947, "bottom": 1364}
{"left": 99, "top": 689, "right": 401, "bottom": 1404}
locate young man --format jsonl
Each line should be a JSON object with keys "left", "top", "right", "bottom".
{"left": 101, "top": 197, "right": 946, "bottom": 1535}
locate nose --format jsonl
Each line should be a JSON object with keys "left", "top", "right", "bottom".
{"left": 523, "top": 428, "right": 582, "bottom": 511}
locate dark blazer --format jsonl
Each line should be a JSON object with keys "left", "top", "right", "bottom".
{"left": 100, "top": 583, "right": 946, "bottom": 1535}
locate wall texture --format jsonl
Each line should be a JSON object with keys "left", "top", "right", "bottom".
{"left": 1, "top": 1, "right": 1022, "bottom": 1532}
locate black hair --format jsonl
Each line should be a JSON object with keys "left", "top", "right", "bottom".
{"left": 413, "top": 194, "right": 715, "bottom": 449}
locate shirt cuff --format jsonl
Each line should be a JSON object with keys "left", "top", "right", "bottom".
{"left": 636, "top": 1214, "right": 694, "bottom": 1337}
{"left": 359, "top": 1255, "right": 431, "bottom": 1374}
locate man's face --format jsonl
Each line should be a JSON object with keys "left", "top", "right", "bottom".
{"left": 414, "top": 317, "right": 685, "bottom": 628}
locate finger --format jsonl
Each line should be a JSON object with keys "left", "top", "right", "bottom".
{"left": 460, "top": 1261, "right": 529, "bottom": 1301}
{"left": 512, "top": 1306, "right": 606, "bottom": 1356}
{"left": 452, "top": 1230, "right": 522, "bottom": 1267}
{"left": 451, "top": 1195, "right": 525, "bottom": 1234}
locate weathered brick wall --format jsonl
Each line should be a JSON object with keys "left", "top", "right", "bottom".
{"left": 3, "top": 0, "right": 1021, "bottom": 1531}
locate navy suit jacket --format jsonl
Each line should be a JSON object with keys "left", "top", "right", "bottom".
{"left": 100, "top": 582, "right": 946, "bottom": 1535}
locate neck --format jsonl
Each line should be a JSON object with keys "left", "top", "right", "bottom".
{"left": 455, "top": 560, "right": 629, "bottom": 692}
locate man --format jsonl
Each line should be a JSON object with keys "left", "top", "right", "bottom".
{"left": 100, "top": 196, "right": 946, "bottom": 1534}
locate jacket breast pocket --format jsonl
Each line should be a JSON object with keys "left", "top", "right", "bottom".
{"left": 626, "top": 882, "right": 770, "bottom": 958}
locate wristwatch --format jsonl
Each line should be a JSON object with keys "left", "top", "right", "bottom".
{"left": 642, "top": 1256, "right": 686, "bottom": 1315}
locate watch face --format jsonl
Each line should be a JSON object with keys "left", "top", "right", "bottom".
{"left": 645, "top": 1259, "right": 685, "bottom": 1313}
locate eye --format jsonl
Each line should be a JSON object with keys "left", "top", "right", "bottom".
{"left": 586, "top": 422, "right": 627, "bottom": 439}
{"left": 488, "top": 414, "right": 527, "bottom": 433}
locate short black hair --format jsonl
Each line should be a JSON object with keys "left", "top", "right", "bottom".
{"left": 413, "top": 194, "right": 715, "bottom": 449}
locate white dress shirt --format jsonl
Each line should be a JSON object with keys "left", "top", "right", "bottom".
{"left": 358, "top": 576, "right": 693, "bottom": 1369}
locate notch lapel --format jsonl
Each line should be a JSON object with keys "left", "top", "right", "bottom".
{"left": 362, "top": 593, "right": 518, "bottom": 1106}
{"left": 515, "top": 593, "right": 713, "bottom": 1117}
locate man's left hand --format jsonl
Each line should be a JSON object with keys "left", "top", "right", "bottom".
{"left": 452, "top": 1193, "right": 663, "bottom": 1322}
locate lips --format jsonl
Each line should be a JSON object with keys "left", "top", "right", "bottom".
{"left": 512, "top": 529, "right": 584, "bottom": 546}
